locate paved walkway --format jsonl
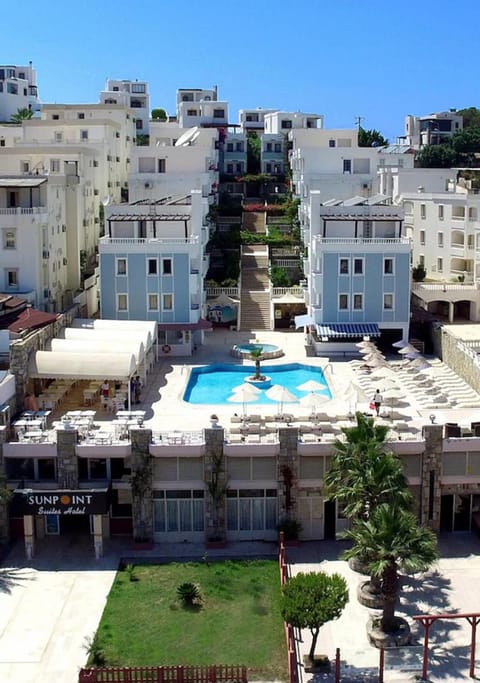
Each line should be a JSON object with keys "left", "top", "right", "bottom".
{"left": 287, "top": 534, "right": 480, "bottom": 683}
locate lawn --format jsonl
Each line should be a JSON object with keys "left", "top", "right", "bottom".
{"left": 94, "top": 559, "right": 287, "bottom": 681}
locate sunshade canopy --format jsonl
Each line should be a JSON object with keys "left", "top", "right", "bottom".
{"left": 51, "top": 338, "right": 145, "bottom": 364}
{"left": 28, "top": 351, "right": 137, "bottom": 380}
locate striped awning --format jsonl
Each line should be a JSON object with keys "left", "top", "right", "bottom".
{"left": 316, "top": 323, "right": 380, "bottom": 338}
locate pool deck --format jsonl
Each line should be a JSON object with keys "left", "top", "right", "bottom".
{"left": 138, "top": 328, "right": 480, "bottom": 435}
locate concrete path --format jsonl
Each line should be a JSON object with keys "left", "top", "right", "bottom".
{"left": 287, "top": 534, "right": 480, "bottom": 683}
{"left": 0, "top": 537, "right": 118, "bottom": 683}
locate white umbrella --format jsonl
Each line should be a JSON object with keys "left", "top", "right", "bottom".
{"left": 398, "top": 344, "right": 420, "bottom": 355}
{"left": 228, "top": 383, "right": 261, "bottom": 417}
{"left": 299, "top": 391, "right": 330, "bottom": 416}
{"left": 356, "top": 341, "right": 376, "bottom": 350}
{"left": 392, "top": 339, "right": 410, "bottom": 349}
{"left": 297, "top": 379, "right": 327, "bottom": 392}
{"left": 265, "top": 385, "right": 299, "bottom": 415}
{"left": 404, "top": 352, "right": 423, "bottom": 360}
{"left": 366, "top": 356, "right": 389, "bottom": 368}
{"left": 382, "top": 387, "right": 404, "bottom": 415}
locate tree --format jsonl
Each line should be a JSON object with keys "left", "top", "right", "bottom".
{"left": 281, "top": 572, "right": 348, "bottom": 660}
{"left": 412, "top": 263, "right": 427, "bottom": 282}
{"left": 415, "top": 144, "right": 458, "bottom": 168}
{"left": 151, "top": 108, "right": 167, "bottom": 121}
{"left": 358, "top": 127, "right": 388, "bottom": 148}
{"left": 249, "top": 348, "right": 264, "bottom": 380}
{"left": 324, "top": 413, "right": 412, "bottom": 521}
{"left": 270, "top": 265, "right": 291, "bottom": 287}
{"left": 457, "top": 107, "right": 480, "bottom": 129}
{"left": 450, "top": 127, "right": 480, "bottom": 155}
{"left": 10, "top": 107, "right": 33, "bottom": 123}
{"left": 343, "top": 504, "right": 437, "bottom": 634}
{"left": 247, "top": 132, "right": 261, "bottom": 174}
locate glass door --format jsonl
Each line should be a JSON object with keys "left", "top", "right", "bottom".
{"left": 45, "top": 514, "right": 60, "bottom": 535}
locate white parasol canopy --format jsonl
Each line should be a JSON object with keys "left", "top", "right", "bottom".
{"left": 299, "top": 391, "right": 330, "bottom": 416}
{"left": 297, "top": 379, "right": 327, "bottom": 392}
{"left": 228, "top": 383, "right": 261, "bottom": 417}
{"left": 398, "top": 344, "right": 421, "bottom": 355}
{"left": 392, "top": 339, "right": 410, "bottom": 349}
{"left": 265, "top": 385, "right": 299, "bottom": 415}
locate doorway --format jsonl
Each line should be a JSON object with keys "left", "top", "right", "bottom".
{"left": 60, "top": 514, "right": 91, "bottom": 534}
{"left": 323, "top": 500, "right": 336, "bottom": 540}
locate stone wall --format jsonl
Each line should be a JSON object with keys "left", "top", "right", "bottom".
{"left": 277, "top": 427, "right": 299, "bottom": 521}
{"left": 204, "top": 427, "right": 227, "bottom": 542}
{"left": 9, "top": 304, "right": 79, "bottom": 413}
{"left": 130, "top": 428, "right": 153, "bottom": 542}
{"left": 0, "top": 427, "right": 9, "bottom": 543}
{"left": 56, "top": 428, "right": 79, "bottom": 488}
{"left": 420, "top": 425, "right": 443, "bottom": 530}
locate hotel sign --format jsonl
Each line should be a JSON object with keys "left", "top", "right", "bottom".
{"left": 13, "top": 489, "right": 111, "bottom": 516}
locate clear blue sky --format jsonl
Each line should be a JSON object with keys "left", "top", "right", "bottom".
{"left": 4, "top": 0, "right": 480, "bottom": 142}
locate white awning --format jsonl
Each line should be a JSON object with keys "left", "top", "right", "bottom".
{"left": 72, "top": 319, "right": 157, "bottom": 345}
{"left": 294, "top": 314, "right": 314, "bottom": 329}
{"left": 28, "top": 351, "right": 137, "bottom": 380}
{"left": 50, "top": 338, "right": 145, "bottom": 363}
{"left": 64, "top": 327, "right": 153, "bottom": 351}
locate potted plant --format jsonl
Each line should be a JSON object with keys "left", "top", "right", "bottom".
{"left": 206, "top": 442, "right": 228, "bottom": 548}
{"left": 130, "top": 455, "right": 154, "bottom": 550}
{"left": 277, "top": 518, "right": 302, "bottom": 546}
{"left": 209, "top": 414, "right": 219, "bottom": 428}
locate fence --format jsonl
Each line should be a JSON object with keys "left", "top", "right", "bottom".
{"left": 79, "top": 665, "right": 248, "bottom": 683}
{"left": 278, "top": 532, "right": 296, "bottom": 683}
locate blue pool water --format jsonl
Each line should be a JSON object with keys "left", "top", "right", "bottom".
{"left": 235, "top": 343, "right": 280, "bottom": 354}
{"left": 184, "top": 363, "right": 331, "bottom": 405}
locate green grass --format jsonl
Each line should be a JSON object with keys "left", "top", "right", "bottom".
{"left": 95, "top": 559, "right": 287, "bottom": 681}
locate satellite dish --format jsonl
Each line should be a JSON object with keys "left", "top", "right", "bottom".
{"left": 101, "top": 195, "right": 110, "bottom": 206}
{"left": 175, "top": 126, "right": 199, "bottom": 147}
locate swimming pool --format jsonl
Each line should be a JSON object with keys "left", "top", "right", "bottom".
{"left": 184, "top": 363, "right": 331, "bottom": 405}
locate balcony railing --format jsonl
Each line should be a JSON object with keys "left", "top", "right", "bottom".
{"left": 315, "top": 237, "right": 410, "bottom": 245}
{"left": 0, "top": 206, "right": 47, "bottom": 215}
{"left": 272, "top": 287, "right": 305, "bottom": 299}
{"left": 100, "top": 236, "right": 199, "bottom": 246}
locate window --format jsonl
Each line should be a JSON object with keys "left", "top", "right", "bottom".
{"left": 469, "top": 207, "right": 478, "bottom": 221}
{"left": 274, "top": 143, "right": 281, "bottom": 153}
{"left": 419, "top": 254, "right": 425, "bottom": 266}
{"left": 339, "top": 258, "right": 349, "bottom": 274}
{"left": 383, "top": 294, "right": 394, "bottom": 310}
{"left": 54, "top": 132, "right": 63, "bottom": 143}
{"left": 343, "top": 159, "right": 352, "bottom": 173}
{"left": 117, "top": 294, "right": 128, "bottom": 311}
{"left": 162, "top": 258, "right": 172, "bottom": 275}
{"left": 438, "top": 205, "right": 444, "bottom": 220}
{"left": 131, "top": 83, "right": 146, "bottom": 94}
{"left": 281, "top": 119, "right": 292, "bottom": 129}
{"left": 226, "top": 143, "right": 233, "bottom": 152}
{"left": 339, "top": 294, "right": 348, "bottom": 310}
{"left": 77, "top": 112, "right": 85, "bottom": 119}
{"left": 236, "top": 142, "right": 243, "bottom": 152}
{"left": 420, "top": 230, "right": 425, "bottom": 246}
{"left": 187, "top": 109, "right": 198, "bottom": 116}
{"left": 50, "top": 159, "right": 60, "bottom": 173}
{"left": 153, "top": 490, "right": 204, "bottom": 533}
{"left": 420, "top": 204, "right": 426, "bottom": 219}
{"left": 3, "top": 229, "right": 16, "bottom": 249}
{"left": 158, "top": 158, "right": 166, "bottom": 173}
{"left": 353, "top": 294, "right": 363, "bottom": 310}
{"left": 136, "top": 119, "right": 143, "bottom": 130}
{"left": 227, "top": 489, "right": 277, "bottom": 532}
{"left": 0, "top": 139, "right": 4, "bottom": 147}
{"left": 437, "top": 232, "right": 444, "bottom": 248}
{"left": 148, "top": 294, "right": 159, "bottom": 310}
{"left": 384, "top": 258, "right": 394, "bottom": 274}
{"left": 226, "top": 164, "right": 233, "bottom": 174}
{"left": 116, "top": 258, "right": 127, "bottom": 275}
{"left": 80, "top": 130, "right": 88, "bottom": 141}
{"left": 147, "top": 258, "right": 158, "bottom": 275}
{"left": 235, "top": 163, "right": 242, "bottom": 173}
{"left": 437, "top": 257, "right": 443, "bottom": 272}
{"left": 353, "top": 258, "right": 363, "bottom": 274}
{"left": 213, "top": 108, "right": 225, "bottom": 118}
{"left": 21, "top": 161, "right": 30, "bottom": 173}
{"left": 329, "top": 139, "right": 336, "bottom": 147}
{"left": 162, "top": 294, "right": 173, "bottom": 310}
{"left": 5, "top": 269, "right": 18, "bottom": 289}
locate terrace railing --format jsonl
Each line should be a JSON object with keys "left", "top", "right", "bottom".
{"left": 79, "top": 664, "right": 248, "bottom": 683}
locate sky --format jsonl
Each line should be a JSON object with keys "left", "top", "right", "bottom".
{"left": 3, "top": 0, "right": 480, "bottom": 142}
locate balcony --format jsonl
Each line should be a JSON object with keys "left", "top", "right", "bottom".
{"left": 99, "top": 236, "right": 199, "bottom": 254}
{"left": 0, "top": 206, "right": 49, "bottom": 225}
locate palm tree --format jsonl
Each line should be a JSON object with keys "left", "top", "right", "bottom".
{"left": 10, "top": 107, "right": 33, "bottom": 123}
{"left": 324, "top": 412, "right": 412, "bottom": 520}
{"left": 249, "top": 348, "right": 264, "bottom": 380}
{"left": 343, "top": 504, "right": 438, "bottom": 634}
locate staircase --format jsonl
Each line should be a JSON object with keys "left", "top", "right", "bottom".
{"left": 239, "top": 244, "right": 272, "bottom": 331}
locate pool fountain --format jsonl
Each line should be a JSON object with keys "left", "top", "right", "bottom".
{"left": 231, "top": 342, "right": 284, "bottom": 360}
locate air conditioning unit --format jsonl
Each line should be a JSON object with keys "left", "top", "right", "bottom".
{"left": 62, "top": 225, "right": 66, "bottom": 232}
{"left": 362, "top": 183, "right": 369, "bottom": 190}
{"left": 42, "top": 249, "right": 49, "bottom": 259}
{"left": 144, "top": 182, "right": 152, "bottom": 189}
{"left": 63, "top": 258, "right": 68, "bottom": 266}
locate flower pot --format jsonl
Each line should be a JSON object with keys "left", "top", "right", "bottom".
{"left": 132, "top": 540, "right": 154, "bottom": 551}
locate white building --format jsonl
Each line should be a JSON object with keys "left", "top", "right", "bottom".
{"left": 176, "top": 87, "right": 228, "bottom": 129}
{"left": 0, "top": 63, "right": 40, "bottom": 122}
{"left": 0, "top": 102, "right": 135, "bottom": 313}
{"left": 129, "top": 124, "right": 219, "bottom": 201}
{"left": 401, "top": 110, "right": 463, "bottom": 148}
{"left": 264, "top": 111, "right": 323, "bottom": 134}
{"left": 290, "top": 129, "right": 415, "bottom": 202}
{"left": 238, "top": 108, "right": 276, "bottom": 133}
{"left": 100, "top": 79, "right": 150, "bottom": 136}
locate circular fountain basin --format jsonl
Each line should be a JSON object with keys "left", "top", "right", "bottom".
{"left": 231, "top": 343, "right": 284, "bottom": 360}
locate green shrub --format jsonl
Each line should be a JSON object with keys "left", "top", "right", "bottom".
{"left": 176, "top": 582, "right": 202, "bottom": 606}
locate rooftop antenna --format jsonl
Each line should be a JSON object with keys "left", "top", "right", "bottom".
{"left": 355, "top": 116, "right": 364, "bottom": 131}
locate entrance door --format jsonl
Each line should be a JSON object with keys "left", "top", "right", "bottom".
{"left": 45, "top": 514, "right": 60, "bottom": 535}
{"left": 323, "top": 500, "right": 336, "bottom": 540}
{"left": 454, "top": 494, "right": 471, "bottom": 531}
{"left": 60, "top": 514, "right": 91, "bottom": 534}
{"left": 440, "top": 495, "right": 454, "bottom": 532}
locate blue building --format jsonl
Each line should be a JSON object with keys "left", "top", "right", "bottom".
{"left": 99, "top": 190, "right": 211, "bottom": 356}
{"left": 302, "top": 191, "right": 410, "bottom": 344}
